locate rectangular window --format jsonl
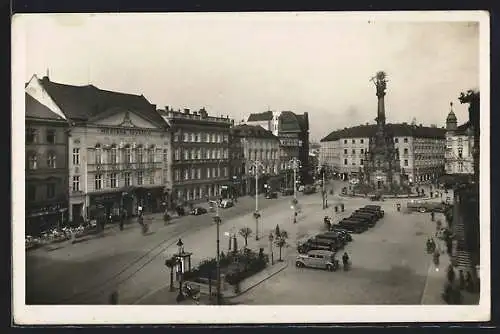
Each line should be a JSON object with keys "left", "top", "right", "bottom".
{"left": 95, "top": 174, "right": 103, "bottom": 190}
{"left": 110, "top": 173, "right": 117, "bottom": 188}
{"left": 207, "top": 168, "right": 211, "bottom": 178}
{"left": 184, "top": 149, "right": 189, "bottom": 160}
{"left": 403, "top": 138, "right": 408, "bottom": 143}
{"left": 344, "top": 139, "right": 347, "bottom": 144}
{"left": 110, "top": 147, "right": 117, "bottom": 164}
{"left": 195, "top": 133, "right": 199, "bottom": 142}
{"left": 163, "top": 149, "right": 168, "bottom": 163}
{"left": 122, "top": 172, "right": 129, "bottom": 187}
{"left": 46, "top": 130, "right": 56, "bottom": 144}
{"left": 174, "top": 133, "right": 179, "bottom": 142}
{"left": 125, "top": 147, "right": 132, "bottom": 163}
{"left": 72, "top": 176, "right": 80, "bottom": 192}
{"left": 404, "top": 159, "right": 409, "bottom": 167}
{"left": 395, "top": 138, "right": 399, "bottom": 143}
{"left": 344, "top": 149, "right": 348, "bottom": 154}
{"left": 458, "top": 148, "right": 463, "bottom": 158}
{"left": 174, "top": 149, "right": 179, "bottom": 160}
{"left": 72, "top": 148, "right": 80, "bottom": 165}
{"left": 197, "top": 168, "right": 201, "bottom": 179}
{"left": 360, "top": 159, "right": 363, "bottom": 165}
{"left": 403, "top": 148, "right": 409, "bottom": 155}
{"left": 224, "top": 167, "right": 228, "bottom": 177}
{"left": 184, "top": 169, "right": 189, "bottom": 180}
{"left": 360, "top": 139, "right": 364, "bottom": 144}
{"left": 352, "top": 139, "right": 355, "bottom": 144}
{"left": 458, "top": 162, "right": 464, "bottom": 172}
{"left": 191, "top": 133, "right": 195, "bottom": 142}
{"left": 174, "top": 169, "right": 180, "bottom": 181}
{"left": 183, "top": 132, "right": 189, "bottom": 142}
{"left": 191, "top": 168, "right": 196, "bottom": 179}
{"left": 26, "top": 129, "right": 38, "bottom": 144}
{"left": 46, "top": 183, "right": 55, "bottom": 198}
{"left": 27, "top": 184, "right": 36, "bottom": 201}
{"left": 148, "top": 149, "right": 155, "bottom": 163}
{"left": 352, "top": 149, "right": 355, "bottom": 154}
{"left": 28, "top": 153, "right": 37, "bottom": 170}
{"left": 47, "top": 153, "right": 56, "bottom": 168}
{"left": 137, "top": 148, "right": 143, "bottom": 163}
{"left": 137, "top": 171, "right": 143, "bottom": 185}
{"left": 150, "top": 172, "right": 155, "bottom": 184}
{"left": 361, "top": 149, "right": 364, "bottom": 154}
{"left": 95, "top": 148, "right": 102, "bottom": 164}
{"left": 197, "top": 149, "right": 201, "bottom": 160}
{"left": 191, "top": 149, "right": 196, "bottom": 160}
{"left": 344, "top": 159, "right": 348, "bottom": 165}
{"left": 213, "top": 167, "right": 217, "bottom": 178}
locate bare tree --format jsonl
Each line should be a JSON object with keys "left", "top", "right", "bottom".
{"left": 273, "top": 226, "right": 288, "bottom": 262}
{"left": 238, "top": 227, "right": 253, "bottom": 247}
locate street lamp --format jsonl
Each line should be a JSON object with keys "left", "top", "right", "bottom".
{"left": 250, "top": 160, "right": 265, "bottom": 240}
{"left": 213, "top": 213, "right": 222, "bottom": 305}
{"left": 176, "top": 238, "right": 184, "bottom": 302}
{"left": 268, "top": 232, "right": 274, "bottom": 265}
{"left": 288, "top": 158, "right": 301, "bottom": 224}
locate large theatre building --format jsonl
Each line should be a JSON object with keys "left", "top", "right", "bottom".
{"left": 27, "top": 74, "right": 170, "bottom": 223}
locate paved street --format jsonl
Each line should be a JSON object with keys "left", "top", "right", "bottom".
{"left": 26, "top": 180, "right": 445, "bottom": 305}
{"left": 231, "top": 183, "right": 443, "bottom": 305}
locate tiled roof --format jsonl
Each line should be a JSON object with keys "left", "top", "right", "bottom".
{"left": 25, "top": 93, "right": 66, "bottom": 121}
{"left": 247, "top": 111, "right": 273, "bottom": 122}
{"left": 454, "top": 121, "right": 471, "bottom": 135}
{"left": 279, "top": 111, "right": 309, "bottom": 133}
{"left": 231, "top": 124, "right": 278, "bottom": 139}
{"left": 320, "top": 123, "right": 446, "bottom": 142}
{"left": 39, "top": 77, "right": 167, "bottom": 127}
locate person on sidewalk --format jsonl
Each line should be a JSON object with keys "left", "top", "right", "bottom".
{"left": 447, "top": 264, "right": 456, "bottom": 283}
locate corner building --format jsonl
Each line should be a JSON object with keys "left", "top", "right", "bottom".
{"left": 159, "top": 107, "right": 233, "bottom": 204}
{"left": 27, "top": 74, "right": 170, "bottom": 223}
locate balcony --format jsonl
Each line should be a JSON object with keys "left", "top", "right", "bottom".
{"left": 174, "top": 158, "right": 229, "bottom": 165}
{"left": 87, "top": 162, "right": 163, "bottom": 172}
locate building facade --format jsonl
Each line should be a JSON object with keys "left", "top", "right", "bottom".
{"left": 247, "top": 110, "right": 310, "bottom": 185}
{"left": 228, "top": 126, "right": 245, "bottom": 197}
{"left": 320, "top": 123, "right": 446, "bottom": 184}
{"left": 27, "top": 74, "right": 170, "bottom": 223}
{"left": 230, "top": 124, "right": 281, "bottom": 195}
{"left": 25, "top": 93, "right": 69, "bottom": 235}
{"left": 160, "top": 107, "right": 233, "bottom": 203}
{"left": 444, "top": 104, "right": 474, "bottom": 175}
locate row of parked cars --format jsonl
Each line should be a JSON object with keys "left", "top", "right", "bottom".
{"left": 337, "top": 205, "right": 385, "bottom": 233}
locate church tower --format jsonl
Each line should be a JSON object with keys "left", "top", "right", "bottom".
{"left": 446, "top": 102, "right": 458, "bottom": 131}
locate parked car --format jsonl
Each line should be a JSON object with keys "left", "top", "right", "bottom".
{"left": 281, "top": 188, "right": 294, "bottom": 196}
{"left": 407, "top": 200, "right": 447, "bottom": 213}
{"left": 295, "top": 249, "right": 339, "bottom": 271}
{"left": 328, "top": 227, "right": 353, "bottom": 242}
{"left": 303, "top": 185, "right": 316, "bottom": 194}
{"left": 338, "top": 218, "right": 368, "bottom": 233}
{"left": 362, "top": 205, "right": 385, "bottom": 218}
{"left": 175, "top": 205, "right": 186, "bottom": 216}
{"left": 265, "top": 191, "right": 278, "bottom": 199}
{"left": 297, "top": 237, "right": 337, "bottom": 254}
{"left": 369, "top": 193, "right": 384, "bottom": 201}
{"left": 348, "top": 215, "right": 374, "bottom": 228}
{"left": 316, "top": 231, "right": 346, "bottom": 247}
{"left": 220, "top": 199, "right": 234, "bottom": 208}
{"left": 352, "top": 210, "right": 378, "bottom": 226}
{"left": 190, "top": 207, "right": 208, "bottom": 215}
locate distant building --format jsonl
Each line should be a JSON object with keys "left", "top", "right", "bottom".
{"left": 26, "top": 74, "right": 170, "bottom": 223}
{"left": 230, "top": 124, "right": 281, "bottom": 195}
{"left": 247, "top": 110, "right": 310, "bottom": 184}
{"left": 320, "top": 123, "right": 446, "bottom": 184}
{"left": 444, "top": 102, "right": 474, "bottom": 175}
{"left": 25, "top": 92, "right": 69, "bottom": 235}
{"left": 159, "top": 107, "right": 233, "bottom": 202}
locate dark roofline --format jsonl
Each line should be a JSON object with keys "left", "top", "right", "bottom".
{"left": 247, "top": 110, "right": 273, "bottom": 122}
{"left": 320, "top": 123, "right": 446, "bottom": 142}
{"left": 231, "top": 124, "right": 278, "bottom": 140}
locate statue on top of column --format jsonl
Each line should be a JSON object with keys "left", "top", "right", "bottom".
{"left": 371, "top": 71, "right": 387, "bottom": 97}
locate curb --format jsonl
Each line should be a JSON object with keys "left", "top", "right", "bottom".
{"left": 225, "top": 262, "right": 289, "bottom": 300}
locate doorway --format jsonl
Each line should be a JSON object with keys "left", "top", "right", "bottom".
{"left": 377, "top": 180, "right": 383, "bottom": 189}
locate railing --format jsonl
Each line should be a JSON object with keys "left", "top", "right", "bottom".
{"left": 87, "top": 162, "right": 163, "bottom": 172}
{"left": 165, "top": 111, "right": 233, "bottom": 124}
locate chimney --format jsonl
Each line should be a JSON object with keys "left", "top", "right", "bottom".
{"left": 184, "top": 108, "right": 190, "bottom": 114}
{"left": 165, "top": 106, "right": 170, "bottom": 112}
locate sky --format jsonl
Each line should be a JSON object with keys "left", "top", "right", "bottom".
{"left": 17, "top": 13, "right": 480, "bottom": 142}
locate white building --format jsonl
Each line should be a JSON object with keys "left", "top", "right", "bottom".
{"left": 445, "top": 104, "right": 474, "bottom": 175}
{"left": 27, "top": 74, "right": 171, "bottom": 222}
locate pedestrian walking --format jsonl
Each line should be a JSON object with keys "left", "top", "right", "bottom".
{"left": 447, "top": 264, "right": 455, "bottom": 283}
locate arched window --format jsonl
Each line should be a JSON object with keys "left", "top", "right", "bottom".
{"left": 47, "top": 151, "right": 57, "bottom": 168}
{"left": 28, "top": 152, "right": 37, "bottom": 170}
{"left": 95, "top": 144, "right": 102, "bottom": 164}
{"left": 137, "top": 145, "right": 144, "bottom": 163}
{"left": 110, "top": 144, "right": 118, "bottom": 164}
{"left": 124, "top": 144, "right": 132, "bottom": 163}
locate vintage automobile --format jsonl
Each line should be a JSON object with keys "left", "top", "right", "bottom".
{"left": 369, "top": 193, "right": 384, "bottom": 201}
{"left": 220, "top": 199, "right": 234, "bottom": 208}
{"left": 328, "top": 227, "right": 353, "bottom": 242}
{"left": 265, "top": 191, "right": 278, "bottom": 199}
{"left": 316, "top": 231, "right": 347, "bottom": 247}
{"left": 303, "top": 185, "right": 317, "bottom": 195}
{"left": 281, "top": 188, "right": 294, "bottom": 196}
{"left": 190, "top": 207, "right": 208, "bottom": 215}
{"left": 352, "top": 210, "right": 378, "bottom": 226}
{"left": 297, "top": 237, "right": 338, "bottom": 254}
{"left": 338, "top": 218, "right": 368, "bottom": 233}
{"left": 361, "top": 205, "right": 385, "bottom": 218}
{"left": 407, "top": 200, "right": 448, "bottom": 213}
{"left": 295, "top": 249, "right": 340, "bottom": 271}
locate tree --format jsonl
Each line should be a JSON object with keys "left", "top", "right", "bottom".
{"left": 165, "top": 256, "right": 177, "bottom": 292}
{"left": 273, "top": 226, "right": 288, "bottom": 262}
{"left": 238, "top": 227, "right": 253, "bottom": 247}
{"left": 275, "top": 224, "right": 280, "bottom": 237}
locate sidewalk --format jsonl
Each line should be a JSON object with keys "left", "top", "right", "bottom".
{"left": 134, "top": 260, "right": 288, "bottom": 305}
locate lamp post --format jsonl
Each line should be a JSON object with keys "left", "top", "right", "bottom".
{"left": 213, "top": 208, "right": 222, "bottom": 305}
{"left": 251, "top": 160, "right": 264, "bottom": 240}
{"left": 288, "top": 158, "right": 301, "bottom": 224}
{"left": 268, "top": 232, "right": 274, "bottom": 265}
{"left": 176, "top": 238, "right": 184, "bottom": 302}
